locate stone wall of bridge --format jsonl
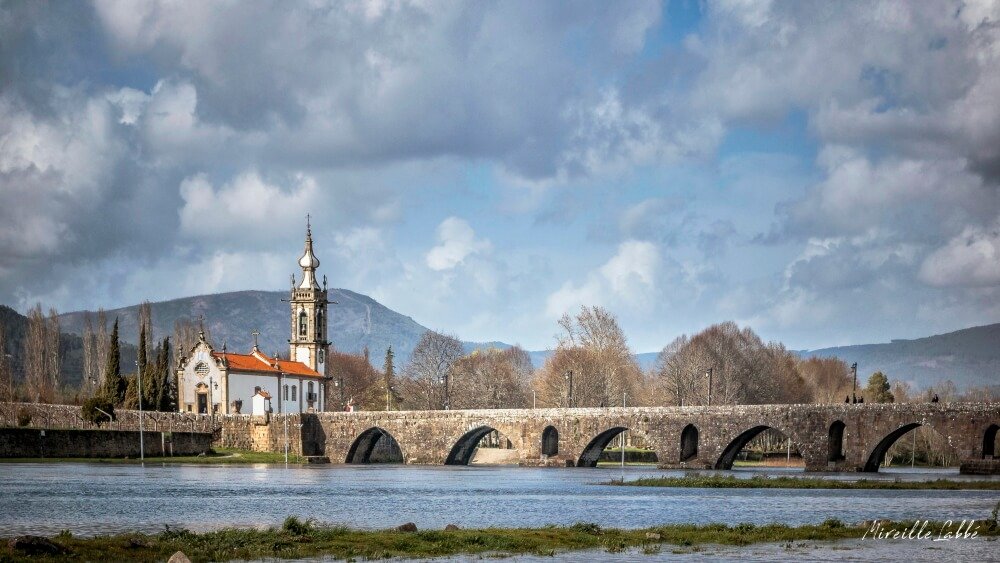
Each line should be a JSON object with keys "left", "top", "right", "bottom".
{"left": 303, "top": 402, "right": 999, "bottom": 472}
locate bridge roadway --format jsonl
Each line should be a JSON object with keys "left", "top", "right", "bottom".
{"left": 300, "top": 402, "right": 1000, "bottom": 472}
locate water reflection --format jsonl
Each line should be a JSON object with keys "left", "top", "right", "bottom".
{"left": 0, "top": 463, "right": 996, "bottom": 538}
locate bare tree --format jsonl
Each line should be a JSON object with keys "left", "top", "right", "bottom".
{"left": 535, "top": 306, "right": 642, "bottom": 408}
{"left": 23, "top": 305, "right": 50, "bottom": 402}
{"left": 0, "top": 323, "right": 12, "bottom": 402}
{"left": 653, "top": 321, "right": 811, "bottom": 406}
{"left": 400, "top": 330, "right": 464, "bottom": 410}
{"left": 326, "top": 350, "right": 383, "bottom": 411}
{"left": 797, "top": 357, "right": 852, "bottom": 404}
{"left": 448, "top": 347, "right": 532, "bottom": 409}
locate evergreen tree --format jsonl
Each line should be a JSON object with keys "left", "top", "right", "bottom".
{"left": 864, "top": 371, "right": 895, "bottom": 403}
{"left": 383, "top": 346, "right": 395, "bottom": 411}
{"left": 142, "top": 341, "right": 160, "bottom": 410}
{"left": 156, "top": 337, "right": 173, "bottom": 411}
{"left": 123, "top": 375, "right": 139, "bottom": 409}
{"left": 100, "top": 319, "right": 126, "bottom": 405}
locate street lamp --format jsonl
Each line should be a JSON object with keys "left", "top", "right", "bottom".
{"left": 564, "top": 371, "right": 574, "bottom": 408}
{"left": 333, "top": 373, "right": 345, "bottom": 411}
{"left": 439, "top": 373, "right": 450, "bottom": 410}
{"left": 851, "top": 362, "right": 858, "bottom": 404}
{"left": 705, "top": 368, "right": 713, "bottom": 407}
{"left": 135, "top": 360, "right": 144, "bottom": 462}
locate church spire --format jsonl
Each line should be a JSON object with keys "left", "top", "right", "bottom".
{"left": 298, "top": 214, "right": 320, "bottom": 289}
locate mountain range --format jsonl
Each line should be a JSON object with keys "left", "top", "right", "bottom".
{"left": 3, "top": 289, "right": 996, "bottom": 391}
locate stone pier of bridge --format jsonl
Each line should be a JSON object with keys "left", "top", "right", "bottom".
{"left": 300, "top": 402, "right": 999, "bottom": 472}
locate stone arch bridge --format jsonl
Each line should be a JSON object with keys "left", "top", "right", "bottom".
{"left": 299, "top": 402, "right": 999, "bottom": 472}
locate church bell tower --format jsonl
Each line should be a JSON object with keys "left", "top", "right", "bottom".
{"left": 289, "top": 216, "right": 330, "bottom": 373}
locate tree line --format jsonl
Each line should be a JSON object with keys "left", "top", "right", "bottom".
{"left": 323, "top": 305, "right": 997, "bottom": 412}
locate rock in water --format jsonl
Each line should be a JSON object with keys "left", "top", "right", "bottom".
{"left": 168, "top": 551, "right": 193, "bottom": 563}
{"left": 8, "top": 536, "right": 66, "bottom": 555}
{"left": 397, "top": 522, "right": 418, "bottom": 532}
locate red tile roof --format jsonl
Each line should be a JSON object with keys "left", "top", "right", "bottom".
{"left": 211, "top": 349, "right": 323, "bottom": 378}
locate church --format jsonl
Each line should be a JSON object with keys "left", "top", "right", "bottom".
{"left": 175, "top": 220, "right": 331, "bottom": 415}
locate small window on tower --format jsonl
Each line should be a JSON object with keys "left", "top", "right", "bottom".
{"left": 317, "top": 308, "right": 324, "bottom": 339}
{"left": 298, "top": 311, "right": 307, "bottom": 336}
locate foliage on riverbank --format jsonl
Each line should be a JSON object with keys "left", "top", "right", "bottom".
{"left": 606, "top": 474, "right": 1000, "bottom": 490}
{"left": 0, "top": 448, "right": 304, "bottom": 465}
{"left": 2, "top": 516, "right": 997, "bottom": 562}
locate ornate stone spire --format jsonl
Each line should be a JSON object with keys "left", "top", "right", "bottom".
{"left": 298, "top": 214, "right": 320, "bottom": 289}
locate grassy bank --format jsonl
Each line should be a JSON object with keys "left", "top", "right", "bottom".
{"left": 606, "top": 474, "right": 1000, "bottom": 490}
{"left": 5, "top": 516, "right": 997, "bottom": 562}
{"left": 0, "top": 448, "right": 304, "bottom": 465}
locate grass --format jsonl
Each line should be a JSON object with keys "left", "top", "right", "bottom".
{"left": 0, "top": 448, "right": 305, "bottom": 465}
{"left": 605, "top": 473, "right": 1000, "bottom": 490}
{"left": 4, "top": 516, "right": 996, "bottom": 562}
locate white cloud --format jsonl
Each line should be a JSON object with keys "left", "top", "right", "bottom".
{"left": 919, "top": 219, "right": 1000, "bottom": 287}
{"left": 546, "top": 240, "right": 660, "bottom": 317}
{"left": 178, "top": 171, "right": 319, "bottom": 246}
{"left": 425, "top": 217, "right": 491, "bottom": 271}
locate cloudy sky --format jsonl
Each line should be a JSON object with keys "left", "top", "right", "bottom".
{"left": 1, "top": 1, "right": 999, "bottom": 352}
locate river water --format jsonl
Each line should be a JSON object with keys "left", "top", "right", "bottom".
{"left": 1, "top": 463, "right": 997, "bottom": 539}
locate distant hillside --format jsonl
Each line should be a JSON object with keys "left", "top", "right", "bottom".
{"left": 798, "top": 323, "right": 1000, "bottom": 391}
{"left": 58, "top": 290, "right": 432, "bottom": 367}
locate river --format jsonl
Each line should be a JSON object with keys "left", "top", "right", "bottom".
{"left": 1, "top": 463, "right": 997, "bottom": 539}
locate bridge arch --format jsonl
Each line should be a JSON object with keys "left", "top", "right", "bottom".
{"left": 984, "top": 424, "right": 999, "bottom": 459}
{"left": 444, "top": 425, "right": 518, "bottom": 465}
{"left": 828, "top": 420, "right": 846, "bottom": 462}
{"left": 541, "top": 426, "right": 559, "bottom": 456}
{"left": 577, "top": 427, "right": 627, "bottom": 467}
{"left": 680, "top": 424, "right": 698, "bottom": 462}
{"left": 345, "top": 427, "right": 404, "bottom": 464}
{"left": 714, "top": 425, "right": 803, "bottom": 470}
{"left": 864, "top": 422, "right": 921, "bottom": 472}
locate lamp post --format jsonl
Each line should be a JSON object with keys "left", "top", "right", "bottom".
{"left": 135, "top": 360, "right": 144, "bottom": 462}
{"left": 333, "top": 373, "right": 345, "bottom": 411}
{"left": 564, "top": 371, "right": 574, "bottom": 408}
{"left": 439, "top": 373, "right": 450, "bottom": 410}
{"left": 705, "top": 368, "right": 713, "bottom": 407}
{"left": 851, "top": 362, "right": 858, "bottom": 404}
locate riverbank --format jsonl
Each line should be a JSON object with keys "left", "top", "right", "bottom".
{"left": 605, "top": 474, "right": 1000, "bottom": 490}
{"left": 0, "top": 448, "right": 304, "bottom": 464}
{"left": 6, "top": 516, "right": 996, "bottom": 562}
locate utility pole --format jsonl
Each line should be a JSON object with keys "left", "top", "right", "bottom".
{"left": 439, "top": 373, "right": 450, "bottom": 410}
{"left": 621, "top": 391, "right": 626, "bottom": 481}
{"left": 851, "top": 362, "right": 858, "bottom": 403}
{"left": 705, "top": 368, "right": 713, "bottom": 407}
{"left": 136, "top": 360, "right": 144, "bottom": 462}
{"left": 565, "top": 371, "right": 574, "bottom": 408}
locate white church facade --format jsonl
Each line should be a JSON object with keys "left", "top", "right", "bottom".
{"left": 175, "top": 220, "right": 331, "bottom": 415}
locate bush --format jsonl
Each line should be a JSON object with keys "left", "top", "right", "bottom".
{"left": 82, "top": 397, "right": 116, "bottom": 426}
{"left": 282, "top": 516, "right": 313, "bottom": 535}
{"left": 16, "top": 409, "right": 31, "bottom": 427}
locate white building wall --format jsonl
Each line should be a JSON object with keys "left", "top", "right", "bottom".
{"left": 227, "top": 372, "right": 282, "bottom": 414}
{"left": 179, "top": 342, "right": 225, "bottom": 413}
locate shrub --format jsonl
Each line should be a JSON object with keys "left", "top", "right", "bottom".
{"left": 282, "top": 516, "right": 313, "bottom": 535}
{"left": 82, "top": 397, "right": 116, "bottom": 426}
{"left": 16, "top": 409, "right": 31, "bottom": 427}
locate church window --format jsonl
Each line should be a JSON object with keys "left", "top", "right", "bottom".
{"left": 291, "top": 385, "right": 297, "bottom": 401}
{"left": 194, "top": 362, "right": 209, "bottom": 378}
{"left": 317, "top": 308, "right": 324, "bottom": 339}
{"left": 283, "top": 385, "right": 289, "bottom": 401}
{"left": 298, "top": 311, "right": 308, "bottom": 336}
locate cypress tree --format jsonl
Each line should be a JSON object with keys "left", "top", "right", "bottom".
{"left": 123, "top": 375, "right": 139, "bottom": 409}
{"left": 156, "top": 337, "right": 172, "bottom": 411}
{"left": 101, "top": 319, "right": 126, "bottom": 405}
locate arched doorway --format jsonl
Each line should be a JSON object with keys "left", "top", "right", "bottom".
{"left": 828, "top": 420, "right": 846, "bottom": 462}
{"left": 541, "top": 426, "right": 559, "bottom": 456}
{"left": 715, "top": 425, "right": 803, "bottom": 470}
{"left": 345, "top": 427, "right": 404, "bottom": 464}
{"left": 680, "top": 424, "right": 698, "bottom": 462}
{"left": 984, "top": 424, "right": 999, "bottom": 459}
